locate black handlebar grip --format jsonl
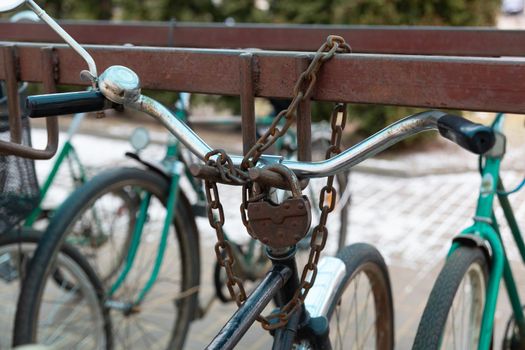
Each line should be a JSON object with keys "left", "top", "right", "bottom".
{"left": 437, "top": 114, "right": 495, "bottom": 154}
{"left": 26, "top": 91, "right": 116, "bottom": 118}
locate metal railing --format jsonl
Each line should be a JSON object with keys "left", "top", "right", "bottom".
{"left": 2, "top": 20, "right": 525, "bottom": 56}
{"left": 1, "top": 21, "right": 525, "bottom": 158}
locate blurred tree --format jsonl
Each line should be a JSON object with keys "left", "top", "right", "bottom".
{"left": 268, "top": 0, "right": 499, "bottom": 26}
{"left": 219, "top": 0, "right": 270, "bottom": 22}
{"left": 265, "top": 0, "right": 500, "bottom": 142}
{"left": 42, "top": 0, "right": 112, "bottom": 19}
{"left": 158, "top": 0, "right": 217, "bottom": 21}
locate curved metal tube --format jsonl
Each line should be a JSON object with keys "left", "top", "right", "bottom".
{"left": 131, "top": 95, "right": 213, "bottom": 158}
{"left": 26, "top": 0, "right": 98, "bottom": 78}
{"left": 280, "top": 110, "right": 444, "bottom": 177}
{"left": 130, "top": 95, "right": 445, "bottom": 179}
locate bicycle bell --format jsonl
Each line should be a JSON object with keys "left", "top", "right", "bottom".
{"left": 98, "top": 65, "right": 141, "bottom": 105}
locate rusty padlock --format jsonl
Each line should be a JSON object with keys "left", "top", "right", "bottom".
{"left": 247, "top": 165, "right": 311, "bottom": 249}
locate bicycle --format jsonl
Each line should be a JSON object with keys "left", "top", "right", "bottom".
{"left": 0, "top": 11, "right": 128, "bottom": 347}
{"left": 16, "top": 93, "right": 350, "bottom": 348}
{"left": 6, "top": 1, "right": 495, "bottom": 348}
{"left": 0, "top": 84, "right": 111, "bottom": 348}
{"left": 411, "top": 113, "right": 525, "bottom": 350}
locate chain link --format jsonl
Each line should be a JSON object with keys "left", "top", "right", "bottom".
{"left": 257, "top": 102, "right": 348, "bottom": 330}
{"left": 203, "top": 36, "right": 350, "bottom": 331}
{"left": 241, "top": 35, "right": 351, "bottom": 169}
{"left": 204, "top": 151, "right": 249, "bottom": 307}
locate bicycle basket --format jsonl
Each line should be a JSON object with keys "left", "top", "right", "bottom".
{"left": 0, "top": 84, "right": 40, "bottom": 234}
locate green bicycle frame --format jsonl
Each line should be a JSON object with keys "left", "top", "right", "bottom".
{"left": 450, "top": 113, "right": 525, "bottom": 350}
{"left": 107, "top": 103, "right": 263, "bottom": 304}
{"left": 24, "top": 113, "right": 88, "bottom": 226}
{"left": 107, "top": 107, "right": 185, "bottom": 303}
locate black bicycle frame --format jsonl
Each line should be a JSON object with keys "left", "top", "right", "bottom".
{"left": 206, "top": 246, "right": 332, "bottom": 350}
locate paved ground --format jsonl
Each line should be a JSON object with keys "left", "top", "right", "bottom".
{"left": 22, "top": 111, "right": 525, "bottom": 349}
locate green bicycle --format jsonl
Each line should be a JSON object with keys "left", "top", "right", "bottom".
{"left": 413, "top": 113, "right": 525, "bottom": 350}
{"left": 0, "top": 87, "right": 110, "bottom": 347}
{"left": 24, "top": 110, "right": 90, "bottom": 227}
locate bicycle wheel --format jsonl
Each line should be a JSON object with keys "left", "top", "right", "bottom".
{"left": 0, "top": 229, "right": 111, "bottom": 349}
{"left": 320, "top": 243, "right": 394, "bottom": 350}
{"left": 14, "top": 167, "right": 200, "bottom": 350}
{"left": 412, "top": 245, "right": 489, "bottom": 350}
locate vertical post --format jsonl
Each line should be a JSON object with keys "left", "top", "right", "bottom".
{"left": 0, "top": 46, "right": 58, "bottom": 159}
{"left": 296, "top": 55, "right": 311, "bottom": 161}
{"left": 39, "top": 46, "right": 59, "bottom": 157}
{"left": 41, "top": 47, "right": 58, "bottom": 93}
{"left": 3, "top": 45, "right": 22, "bottom": 144}
{"left": 239, "top": 52, "right": 256, "bottom": 155}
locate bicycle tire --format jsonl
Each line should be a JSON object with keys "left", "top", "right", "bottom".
{"left": 0, "top": 229, "right": 112, "bottom": 349}
{"left": 412, "top": 245, "right": 489, "bottom": 350}
{"left": 14, "top": 167, "right": 200, "bottom": 350}
{"left": 322, "top": 243, "right": 394, "bottom": 349}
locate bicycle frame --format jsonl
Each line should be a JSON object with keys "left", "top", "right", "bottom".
{"left": 208, "top": 245, "right": 331, "bottom": 350}
{"left": 450, "top": 113, "right": 525, "bottom": 350}
{"left": 107, "top": 102, "right": 266, "bottom": 304}
{"left": 24, "top": 112, "right": 88, "bottom": 226}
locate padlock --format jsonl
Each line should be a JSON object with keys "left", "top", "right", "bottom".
{"left": 247, "top": 165, "right": 311, "bottom": 249}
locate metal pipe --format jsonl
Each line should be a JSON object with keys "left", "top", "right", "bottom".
{"left": 239, "top": 52, "right": 256, "bottom": 155}
{"left": 26, "top": 0, "right": 98, "bottom": 79}
{"left": 3, "top": 42, "right": 525, "bottom": 113}
{"left": 280, "top": 110, "right": 443, "bottom": 177}
{"left": 131, "top": 95, "right": 212, "bottom": 160}
{"left": 5, "top": 20, "right": 525, "bottom": 57}
{"left": 206, "top": 265, "right": 292, "bottom": 350}
{"left": 142, "top": 91, "right": 442, "bottom": 178}
{"left": 3, "top": 45, "right": 22, "bottom": 144}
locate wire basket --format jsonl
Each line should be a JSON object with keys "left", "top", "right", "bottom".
{"left": 0, "top": 83, "right": 40, "bottom": 234}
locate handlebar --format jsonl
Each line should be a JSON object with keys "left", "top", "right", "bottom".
{"left": 26, "top": 91, "right": 116, "bottom": 118}
{"left": 128, "top": 92, "right": 494, "bottom": 179}
{"left": 437, "top": 114, "right": 495, "bottom": 155}
{"left": 187, "top": 110, "right": 494, "bottom": 187}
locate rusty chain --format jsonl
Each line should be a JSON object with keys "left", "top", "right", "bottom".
{"left": 203, "top": 35, "right": 351, "bottom": 331}
{"left": 240, "top": 35, "right": 351, "bottom": 169}
{"left": 258, "top": 103, "right": 347, "bottom": 330}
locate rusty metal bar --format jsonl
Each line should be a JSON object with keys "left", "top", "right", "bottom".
{"left": 2, "top": 45, "right": 22, "bottom": 144}
{"left": 37, "top": 46, "right": 59, "bottom": 158}
{"left": 239, "top": 52, "right": 256, "bottom": 155}
{"left": 1, "top": 43, "right": 524, "bottom": 113}
{"left": 2, "top": 21, "right": 525, "bottom": 57}
{"left": 0, "top": 45, "right": 59, "bottom": 159}
{"left": 189, "top": 163, "right": 308, "bottom": 190}
{"left": 295, "top": 56, "right": 311, "bottom": 162}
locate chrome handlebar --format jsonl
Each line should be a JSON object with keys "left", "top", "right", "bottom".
{"left": 129, "top": 92, "right": 445, "bottom": 179}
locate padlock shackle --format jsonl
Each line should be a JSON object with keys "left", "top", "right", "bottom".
{"left": 263, "top": 164, "right": 303, "bottom": 198}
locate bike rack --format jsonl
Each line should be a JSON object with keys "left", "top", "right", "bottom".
{"left": 2, "top": 20, "right": 525, "bottom": 56}
{"left": 0, "top": 44, "right": 58, "bottom": 158}
{"left": 1, "top": 21, "right": 525, "bottom": 159}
